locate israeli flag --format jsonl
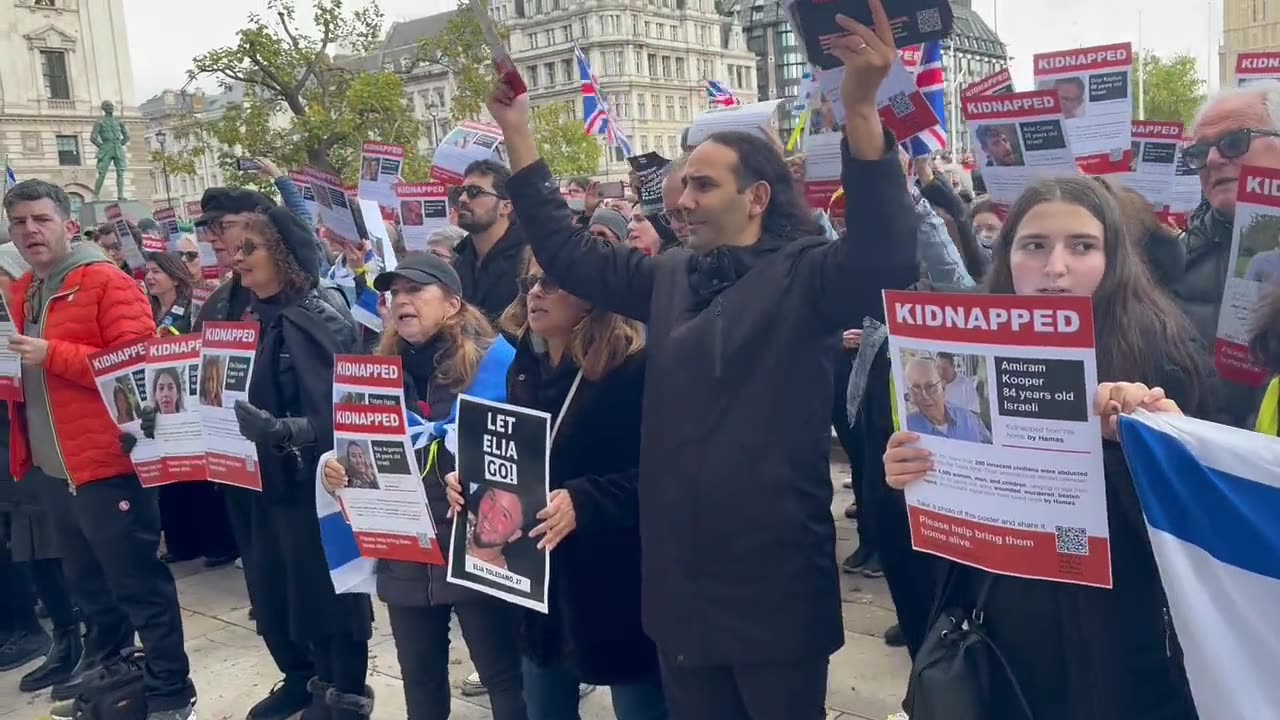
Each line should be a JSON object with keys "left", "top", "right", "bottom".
{"left": 314, "top": 450, "right": 377, "bottom": 595}
{"left": 1118, "top": 411, "right": 1280, "bottom": 717}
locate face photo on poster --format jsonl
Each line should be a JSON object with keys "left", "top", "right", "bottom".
{"left": 454, "top": 480, "right": 547, "bottom": 599}
{"left": 899, "top": 348, "right": 993, "bottom": 445}
{"left": 1235, "top": 210, "right": 1280, "bottom": 285}
{"left": 976, "top": 123, "right": 1025, "bottom": 167}
{"left": 361, "top": 156, "right": 381, "bottom": 182}
{"left": 149, "top": 366, "right": 189, "bottom": 415}
{"left": 401, "top": 200, "right": 425, "bottom": 226}
{"left": 337, "top": 438, "right": 380, "bottom": 490}
{"left": 99, "top": 375, "right": 143, "bottom": 426}
{"left": 1037, "top": 76, "right": 1087, "bottom": 119}
{"left": 199, "top": 354, "right": 226, "bottom": 407}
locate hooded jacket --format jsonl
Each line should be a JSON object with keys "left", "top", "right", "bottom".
{"left": 9, "top": 243, "right": 156, "bottom": 485}
{"left": 505, "top": 132, "right": 920, "bottom": 665}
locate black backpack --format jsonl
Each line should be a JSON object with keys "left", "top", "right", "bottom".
{"left": 69, "top": 649, "right": 148, "bottom": 720}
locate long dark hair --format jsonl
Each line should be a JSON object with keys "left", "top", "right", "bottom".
{"left": 986, "top": 178, "right": 1204, "bottom": 405}
{"left": 146, "top": 252, "right": 195, "bottom": 321}
{"left": 705, "top": 131, "right": 822, "bottom": 241}
{"left": 1249, "top": 290, "right": 1280, "bottom": 374}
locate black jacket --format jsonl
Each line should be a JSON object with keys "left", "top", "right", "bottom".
{"left": 453, "top": 224, "right": 528, "bottom": 320}
{"left": 938, "top": 363, "right": 1203, "bottom": 720}
{"left": 1171, "top": 201, "right": 1265, "bottom": 428}
{"left": 375, "top": 336, "right": 483, "bottom": 608}
{"left": 505, "top": 133, "right": 920, "bottom": 665}
{"left": 507, "top": 335, "right": 656, "bottom": 685}
{"left": 152, "top": 297, "right": 194, "bottom": 335}
{"left": 193, "top": 275, "right": 353, "bottom": 331}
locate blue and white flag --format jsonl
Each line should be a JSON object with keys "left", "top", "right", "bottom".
{"left": 314, "top": 451, "right": 377, "bottom": 595}
{"left": 1119, "top": 410, "right": 1280, "bottom": 717}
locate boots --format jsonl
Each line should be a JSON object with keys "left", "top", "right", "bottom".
{"left": 19, "top": 626, "right": 82, "bottom": 692}
{"left": 0, "top": 626, "right": 51, "bottom": 671}
{"left": 324, "top": 685, "right": 374, "bottom": 720}
{"left": 300, "top": 678, "right": 332, "bottom": 720}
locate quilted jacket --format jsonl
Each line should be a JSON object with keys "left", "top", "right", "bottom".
{"left": 8, "top": 260, "right": 156, "bottom": 486}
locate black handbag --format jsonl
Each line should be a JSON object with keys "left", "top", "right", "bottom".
{"left": 903, "top": 569, "right": 1034, "bottom": 720}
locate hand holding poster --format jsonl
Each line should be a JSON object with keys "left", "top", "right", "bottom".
{"left": 289, "top": 170, "right": 318, "bottom": 225}
{"left": 963, "top": 91, "right": 1077, "bottom": 205}
{"left": 199, "top": 322, "right": 262, "bottom": 490}
{"left": 785, "top": 0, "right": 954, "bottom": 71}
{"left": 394, "top": 183, "right": 451, "bottom": 253}
{"left": 810, "top": 59, "right": 940, "bottom": 141}
{"left": 305, "top": 167, "right": 361, "bottom": 244}
{"left": 1033, "top": 42, "right": 1133, "bottom": 175}
{"left": 884, "top": 290, "right": 1111, "bottom": 588}
{"left": 1215, "top": 165, "right": 1280, "bottom": 387}
{"left": 145, "top": 336, "right": 207, "bottom": 485}
{"left": 447, "top": 395, "right": 550, "bottom": 613}
{"left": 90, "top": 340, "right": 164, "bottom": 484}
{"left": 627, "top": 152, "right": 671, "bottom": 217}
{"left": 153, "top": 208, "right": 181, "bottom": 249}
{"left": 358, "top": 142, "right": 405, "bottom": 210}
{"left": 331, "top": 355, "right": 443, "bottom": 565}
{"left": 1165, "top": 138, "right": 1202, "bottom": 214}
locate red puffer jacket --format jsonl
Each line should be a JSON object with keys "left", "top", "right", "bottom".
{"left": 8, "top": 263, "right": 156, "bottom": 486}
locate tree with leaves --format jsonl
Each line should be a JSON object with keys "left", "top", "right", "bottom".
{"left": 531, "top": 103, "right": 603, "bottom": 177}
{"left": 411, "top": 0, "right": 498, "bottom": 124}
{"left": 189, "top": 0, "right": 430, "bottom": 185}
{"left": 1133, "top": 51, "right": 1206, "bottom": 127}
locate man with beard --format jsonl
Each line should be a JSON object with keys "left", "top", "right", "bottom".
{"left": 465, "top": 486, "right": 525, "bottom": 572}
{"left": 451, "top": 160, "right": 527, "bottom": 319}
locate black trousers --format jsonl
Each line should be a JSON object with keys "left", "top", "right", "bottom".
{"left": 658, "top": 653, "right": 828, "bottom": 720}
{"left": 832, "top": 350, "right": 872, "bottom": 551}
{"left": 0, "top": 541, "right": 40, "bottom": 632}
{"left": 311, "top": 635, "right": 368, "bottom": 696}
{"left": 31, "top": 471, "right": 193, "bottom": 710}
{"left": 158, "top": 481, "right": 238, "bottom": 559}
{"left": 386, "top": 598, "right": 527, "bottom": 720}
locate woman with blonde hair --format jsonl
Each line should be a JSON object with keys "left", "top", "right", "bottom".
{"left": 447, "top": 248, "right": 667, "bottom": 720}
{"left": 320, "top": 254, "right": 526, "bottom": 720}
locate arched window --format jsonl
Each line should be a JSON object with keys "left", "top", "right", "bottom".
{"left": 66, "top": 191, "right": 84, "bottom": 216}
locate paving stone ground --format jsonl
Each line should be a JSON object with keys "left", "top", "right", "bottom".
{"left": 0, "top": 463, "right": 909, "bottom": 720}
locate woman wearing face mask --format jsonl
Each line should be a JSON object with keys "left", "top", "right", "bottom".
{"left": 443, "top": 250, "right": 665, "bottom": 719}
{"left": 219, "top": 208, "right": 373, "bottom": 720}
{"left": 884, "top": 177, "right": 1205, "bottom": 720}
{"left": 318, "top": 254, "right": 526, "bottom": 720}
{"left": 144, "top": 252, "right": 195, "bottom": 335}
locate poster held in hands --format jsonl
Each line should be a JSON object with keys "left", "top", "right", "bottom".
{"left": 963, "top": 91, "right": 1076, "bottom": 205}
{"left": 1117, "top": 121, "right": 1183, "bottom": 207}
{"left": 430, "top": 122, "right": 507, "bottom": 185}
{"left": 145, "top": 335, "right": 207, "bottom": 484}
{"left": 785, "top": 0, "right": 954, "bottom": 71}
{"left": 1235, "top": 51, "right": 1280, "bottom": 86}
{"left": 447, "top": 395, "right": 551, "bottom": 613}
{"left": 884, "top": 290, "right": 1112, "bottom": 588}
{"left": 685, "top": 100, "right": 784, "bottom": 147}
{"left": 199, "top": 322, "right": 262, "bottom": 491}
{"left": 0, "top": 294, "right": 22, "bottom": 402}
{"left": 358, "top": 142, "right": 405, "bottom": 211}
{"left": 1032, "top": 42, "right": 1133, "bottom": 175}
{"left": 290, "top": 170, "right": 318, "bottom": 225}
{"left": 304, "top": 167, "right": 361, "bottom": 244}
{"left": 627, "top": 152, "right": 671, "bottom": 216}
{"left": 104, "top": 203, "right": 147, "bottom": 273}
{"left": 153, "top": 208, "right": 181, "bottom": 248}
{"left": 331, "top": 355, "right": 444, "bottom": 565}
{"left": 394, "top": 183, "right": 451, "bottom": 253}
{"left": 1215, "top": 166, "right": 1280, "bottom": 387}
{"left": 89, "top": 340, "right": 165, "bottom": 485}
{"left": 961, "top": 68, "right": 1014, "bottom": 99}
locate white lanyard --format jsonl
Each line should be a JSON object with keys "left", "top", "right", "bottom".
{"left": 550, "top": 370, "right": 584, "bottom": 445}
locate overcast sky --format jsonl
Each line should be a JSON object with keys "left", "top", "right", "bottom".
{"left": 124, "top": 0, "right": 1225, "bottom": 103}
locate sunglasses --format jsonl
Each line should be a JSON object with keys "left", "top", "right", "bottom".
{"left": 1183, "top": 128, "right": 1280, "bottom": 170}
{"left": 179, "top": 251, "right": 200, "bottom": 262}
{"left": 237, "top": 240, "right": 260, "bottom": 257}
{"left": 455, "top": 184, "right": 503, "bottom": 202}
{"left": 516, "top": 274, "right": 561, "bottom": 295}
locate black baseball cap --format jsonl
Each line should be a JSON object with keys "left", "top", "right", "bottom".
{"left": 197, "top": 187, "right": 276, "bottom": 226}
{"left": 373, "top": 253, "right": 463, "bottom": 296}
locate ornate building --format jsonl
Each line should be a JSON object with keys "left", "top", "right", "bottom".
{"left": 139, "top": 87, "right": 237, "bottom": 214}
{"left": 1221, "top": 0, "right": 1277, "bottom": 86}
{"left": 0, "top": 0, "right": 150, "bottom": 213}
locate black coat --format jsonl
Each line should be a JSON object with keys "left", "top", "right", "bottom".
{"left": 506, "top": 335, "right": 656, "bottom": 686}
{"left": 452, "top": 224, "right": 528, "bottom": 320}
{"left": 505, "top": 133, "right": 920, "bottom": 666}
{"left": 935, "top": 362, "right": 1203, "bottom": 720}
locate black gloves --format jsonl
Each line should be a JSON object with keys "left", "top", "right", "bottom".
{"left": 139, "top": 406, "right": 157, "bottom": 439}
{"left": 119, "top": 432, "right": 136, "bottom": 455}
{"left": 233, "top": 400, "right": 316, "bottom": 447}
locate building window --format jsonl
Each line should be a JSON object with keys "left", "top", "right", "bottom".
{"left": 67, "top": 191, "right": 83, "bottom": 216}
{"left": 661, "top": 56, "right": 672, "bottom": 78}
{"left": 675, "top": 57, "right": 686, "bottom": 80}
{"left": 633, "top": 14, "right": 642, "bottom": 35}
{"left": 647, "top": 54, "right": 658, "bottom": 76}
{"left": 618, "top": 92, "right": 630, "bottom": 118}
{"left": 561, "top": 59, "right": 573, "bottom": 83}
{"left": 579, "top": 17, "right": 589, "bottom": 38}
{"left": 678, "top": 96, "right": 689, "bottom": 120}
{"left": 40, "top": 50, "right": 71, "bottom": 100}
{"left": 656, "top": 24, "right": 664, "bottom": 40}
{"left": 55, "top": 135, "right": 80, "bottom": 166}
{"left": 544, "top": 62, "right": 556, "bottom": 84}
{"left": 544, "top": 30, "right": 554, "bottom": 45}
{"left": 637, "top": 95, "right": 647, "bottom": 119}
{"left": 665, "top": 96, "right": 675, "bottom": 120}
{"left": 669, "top": 135, "right": 678, "bottom": 153}
{"left": 613, "top": 146, "right": 626, "bottom": 162}
{"left": 645, "top": 21, "right": 652, "bottom": 38}
{"left": 633, "top": 50, "right": 642, "bottom": 73}
{"left": 561, "top": 26, "right": 571, "bottom": 43}
{"left": 525, "top": 65, "right": 539, "bottom": 87}
{"left": 528, "top": 33, "right": 539, "bottom": 50}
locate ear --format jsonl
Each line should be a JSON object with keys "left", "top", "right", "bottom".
{"left": 748, "top": 181, "right": 772, "bottom": 219}
{"left": 499, "top": 198, "right": 514, "bottom": 217}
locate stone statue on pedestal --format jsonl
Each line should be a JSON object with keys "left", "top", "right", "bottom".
{"left": 91, "top": 101, "right": 129, "bottom": 200}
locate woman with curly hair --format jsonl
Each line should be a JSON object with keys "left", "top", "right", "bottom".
{"left": 218, "top": 208, "right": 373, "bottom": 720}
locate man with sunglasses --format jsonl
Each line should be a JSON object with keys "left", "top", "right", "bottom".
{"left": 1170, "top": 84, "right": 1280, "bottom": 428}
{"left": 451, "top": 160, "right": 528, "bottom": 320}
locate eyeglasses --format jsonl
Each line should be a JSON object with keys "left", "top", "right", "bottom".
{"left": 516, "top": 274, "right": 561, "bottom": 295}
{"left": 907, "top": 381, "right": 944, "bottom": 398}
{"left": 237, "top": 240, "right": 260, "bottom": 257}
{"left": 456, "top": 184, "right": 504, "bottom": 202}
{"left": 209, "top": 217, "right": 247, "bottom": 236}
{"left": 179, "top": 251, "right": 200, "bottom": 262}
{"left": 1183, "top": 128, "right": 1280, "bottom": 170}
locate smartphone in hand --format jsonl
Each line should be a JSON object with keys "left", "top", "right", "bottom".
{"left": 597, "top": 181, "right": 626, "bottom": 199}
{"left": 237, "top": 157, "right": 262, "bottom": 173}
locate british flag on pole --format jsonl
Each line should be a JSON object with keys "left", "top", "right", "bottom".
{"left": 905, "top": 41, "right": 947, "bottom": 157}
{"left": 575, "top": 44, "right": 634, "bottom": 157}
{"left": 705, "top": 80, "right": 742, "bottom": 108}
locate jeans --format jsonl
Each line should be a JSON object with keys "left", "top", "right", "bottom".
{"left": 523, "top": 658, "right": 668, "bottom": 720}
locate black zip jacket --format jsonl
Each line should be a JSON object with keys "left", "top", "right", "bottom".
{"left": 504, "top": 131, "right": 920, "bottom": 666}
{"left": 453, "top": 224, "right": 528, "bottom": 321}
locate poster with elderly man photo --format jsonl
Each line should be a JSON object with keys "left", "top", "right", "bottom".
{"left": 447, "top": 395, "right": 551, "bottom": 613}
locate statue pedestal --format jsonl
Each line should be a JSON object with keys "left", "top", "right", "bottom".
{"left": 78, "top": 200, "right": 153, "bottom": 231}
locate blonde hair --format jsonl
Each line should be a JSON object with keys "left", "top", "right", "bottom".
{"left": 375, "top": 289, "right": 497, "bottom": 392}
{"left": 498, "top": 248, "right": 644, "bottom": 381}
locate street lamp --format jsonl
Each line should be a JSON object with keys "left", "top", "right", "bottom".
{"left": 425, "top": 97, "right": 441, "bottom": 147}
{"left": 155, "top": 129, "right": 174, "bottom": 212}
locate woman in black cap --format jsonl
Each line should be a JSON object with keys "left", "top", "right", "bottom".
{"left": 218, "top": 207, "right": 374, "bottom": 719}
{"left": 319, "top": 253, "right": 527, "bottom": 720}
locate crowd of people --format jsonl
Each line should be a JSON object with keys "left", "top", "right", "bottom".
{"left": 0, "top": 4, "right": 1273, "bottom": 719}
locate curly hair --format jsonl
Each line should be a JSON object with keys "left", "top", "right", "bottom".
{"left": 243, "top": 215, "right": 312, "bottom": 299}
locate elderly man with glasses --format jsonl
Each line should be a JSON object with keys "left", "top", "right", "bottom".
{"left": 1170, "top": 82, "right": 1280, "bottom": 429}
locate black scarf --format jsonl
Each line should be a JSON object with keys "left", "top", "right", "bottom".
{"left": 400, "top": 335, "right": 449, "bottom": 421}
{"left": 688, "top": 233, "right": 791, "bottom": 310}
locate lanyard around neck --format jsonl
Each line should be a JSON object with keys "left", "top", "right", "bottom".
{"left": 551, "top": 370, "right": 583, "bottom": 445}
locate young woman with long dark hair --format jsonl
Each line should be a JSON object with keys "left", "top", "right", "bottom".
{"left": 144, "top": 253, "right": 195, "bottom": 335}
{"left": 884, "top": 177, "right": 1205, "bottom": 720}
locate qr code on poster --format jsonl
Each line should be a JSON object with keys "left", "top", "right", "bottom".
{"left": 1055, "top": 525, "right": 1088, "bottom": 555}
{"left": 916, "top": 8, "right": 942, "bottom": 33}
{"left": 888, "top": 92, "right": 914, "bottom": 118}
{"left": 416, "top": 533, "right": 434, "bottom": 550}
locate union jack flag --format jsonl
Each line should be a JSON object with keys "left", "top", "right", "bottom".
{"left": 905, "top": 41, "right": 947, "bottom": 158}
{"left": 705, "top": 80, "right": 742, "bottom": 108}
{"left": 575, "top": 44, "right": 633, "bottom": 157}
